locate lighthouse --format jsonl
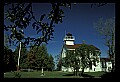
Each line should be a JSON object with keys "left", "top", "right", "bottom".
{"left": 63, "top": 32, "right": 75, "bottom": 45}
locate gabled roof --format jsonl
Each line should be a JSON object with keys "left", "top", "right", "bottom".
{"left": 64, "top": 44, "right": 100, "bottom": 50}
{"left": 89, "top": 45, "right": 100, "bottom": 50}
{"left": 65, "top": 44, "right": 81, "bottom": 49}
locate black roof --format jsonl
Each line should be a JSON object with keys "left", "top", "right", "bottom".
{"left": 66, "top": 32, "right": 72, "bottom": 36}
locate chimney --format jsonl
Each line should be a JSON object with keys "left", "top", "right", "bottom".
{"left": 82, "top": 40, "right": 86, "bottom": 44}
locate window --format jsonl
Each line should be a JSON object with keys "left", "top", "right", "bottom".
{"left": 70, "top": 36, "right": 73, "bottom": 39}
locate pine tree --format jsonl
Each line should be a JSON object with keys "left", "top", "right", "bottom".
{"left": 47, "top": 54, "right": 55, "bottom": 71}
{"left": 4, "top": 46, "right": 16, "bottom": 72}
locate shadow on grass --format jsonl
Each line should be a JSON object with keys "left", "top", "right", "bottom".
{"left": 80, "top": 73, "right": 95, "bottom": 78}
{"left": 62, "top": 73, "right": 75, "bottom": 76}
{"left": 100, "top": 72, "right": 115, "bottom": 78}
{"left": 62, "top": 73, "right": 94, "bottom": 78}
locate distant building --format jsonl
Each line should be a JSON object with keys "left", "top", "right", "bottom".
{"left": 60, "top": 32, "right": 112, "bottom": 72}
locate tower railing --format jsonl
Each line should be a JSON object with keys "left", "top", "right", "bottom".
{"left": 63, "top": 36, "right": 75, "bottom": 41}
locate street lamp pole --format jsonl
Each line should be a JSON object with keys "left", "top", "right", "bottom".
{"left": 17, "top": 41, "right": 21, "bottom": 71}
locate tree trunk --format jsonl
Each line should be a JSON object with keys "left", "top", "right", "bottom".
{"left": 74, "top": 67, "right": 77, "bottom": 76}
{"left": 17, "top": 65, "right": 19, "bottom": 72}
{"left": 73, "top": 67, "right": 78, "bottom": 76}
{"left": 73, "top": 68, "right": 75, "bottom": 76}
{"left": 111, "top": 31, "right": 115, "bottom": 72}
{"left": 76, "top": 67, "right": 79, "bottom": 76}
{"left": 111, "top": 60, "right": 115, "bottom": 72}
{"left": 76, "top": 69, "right": 77, "bottom": 76}
{"left": 81, "top": 67, "right": 84, "bottom": 76}
{"left": 75, "top": 68, "right": 77, "bottom": 76}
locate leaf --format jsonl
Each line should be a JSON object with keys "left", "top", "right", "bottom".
{"left": 60, "top": 18, "right": 62, "bottom": 23}
{"left": 27, "top": 21, "right": 30, "bottom": 26}
{"left": 51, "top": 37, "right": 54, "bottom": 38}
{"left": 40, "top": 14, "right": 46, "bottom": 21}
{"left": 36, "top": 26, "right": 39, "bottom": 31}
{"left": 10, "top": 34, "right": 14, "bottom": 39}
{"left": 37, "top": 29, "right": 42, "bottom": 34}
{"left": 19, "top": 30, "right": 24, "bottom": 34}
{"left": 32, "top": 16, "right": 35, "bottom": 19}
{"left": 24, "top": 23, "right": 27, "bottom": 28}
{"left": 15, "top": 41, "right": 20, "bottom": 45}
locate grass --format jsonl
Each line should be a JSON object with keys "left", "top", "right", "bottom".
{"left": 4, "top": 71, "right": 105, "bottom": 78}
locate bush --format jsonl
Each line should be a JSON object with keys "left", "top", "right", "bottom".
{"left": 13, "top": 72, "right": 21, "bottom": 78}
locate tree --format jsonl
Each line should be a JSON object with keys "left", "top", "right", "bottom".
{"left": 26, "top": 47, "right": 36, "bottom": 69}
{"left": 75, "top": 43, "right": 100, "bottom": 76}
{"left": 4, "top": 3, "right": 71, "bottom": 47}
{"left": 47, "top": 54, "right": 55, "bottom": 71}
{"left": 56, "top": 55, "right": 62, "bottom": 71}
{"left": 4, "top": 34, "right": 9, "bottom": 48}
{"left": 62, "top": 43, "right": 100, "bottom": 76}
{"left": 94, "top": 17, "right": 115, "bottom": 72}
{"left": 4, "top": 46, "right": 16, "bottom": 72}
{"left": 4, "top": 3, "right": 107, "bottom": 47}
{"left": 34, "top": 44, "right": 49, "bottom": 70}
{"left": 4, "top": 34, "right": 16, "bottom": 72}
{"left": 62, "top": 50, "right": 80, "bottom": 76}
{"left": 26, "top": 44, "right": 54, "bottom": 71}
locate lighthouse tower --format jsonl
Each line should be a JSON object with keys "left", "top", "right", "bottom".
{"left": 63, "top": 32, "right": 75, "bottom": 45}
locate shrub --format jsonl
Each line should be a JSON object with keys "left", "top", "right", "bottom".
{"left": 13, "top": 72, "right": 21, "bottom": 78}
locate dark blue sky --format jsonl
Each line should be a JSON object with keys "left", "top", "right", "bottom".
{"left": 4, "top": 3, "right": 115, "bottom": 60}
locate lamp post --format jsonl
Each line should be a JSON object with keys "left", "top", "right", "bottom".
{"left": 17, "top": 41, "right": 21, "bottom": 71}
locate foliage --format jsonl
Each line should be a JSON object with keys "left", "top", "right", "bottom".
{"left": 94, "top": 17, "right": 115, "bottom": 72}
{"left": 4, "top": 34, "right": 9, "bottom": 47}
{"left": 62, "top": 43, "right": 100, "bottom": 76}
{"left": 4, "top": 46, "right": 16, "bottom": 72}
{"left": 26, "top": 44, "right": 55, "bottom": 70}
{"left": 75, "top": 44, "right": 100, "bottom": 75}
{"left": 62, "top": 50, "right": 80, "bottom": 76}
{"left": 26, "top": 48, "right": 36, "bottom": 69}
{"left": 47, "top": 54, "right": 55, "bottom": 71}
{"left": 4, "top": 3, "right": 71, "bottom": 47}
{"left": 4, "top": 3, "right": 107, "bottom": 47}
{"left": 4, "top": 34, "right": 16, "bottom": 72}
{"left": 56, "top": 55, "right": 62, "bottom": 71}
{"left": 13, "top": 72, "right": 21, "bottom": 78}
{"left": 34, "top": 44, "right": 49, "bottom": 70}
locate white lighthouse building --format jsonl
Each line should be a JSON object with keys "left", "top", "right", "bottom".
{"left": 60, "top": 32, "right": 112, "bottom": 72}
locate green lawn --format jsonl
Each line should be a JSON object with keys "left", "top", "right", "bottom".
{"left": 4, "top": 71, "right": 105, "bottom": 78}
